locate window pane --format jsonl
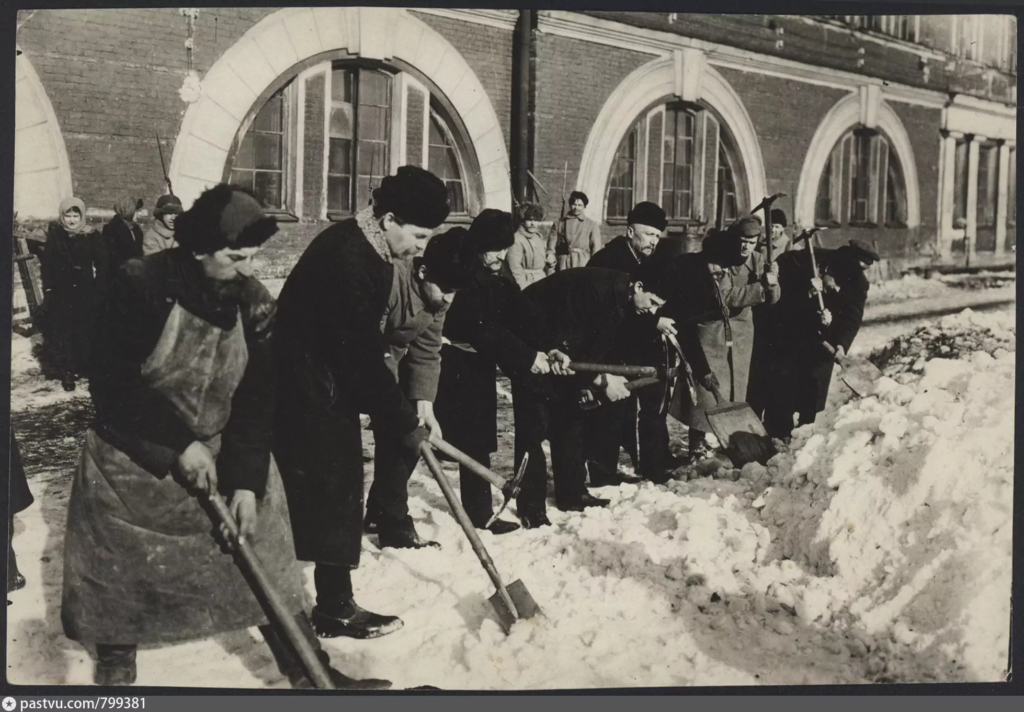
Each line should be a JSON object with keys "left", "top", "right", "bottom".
{"left": 254, "top": 94, "right": 283, "bottom": 133}
{"left": 358, "top": 140, "right": 388, "bottom": 176}
{"left": 330, "top": 105, "right": 354, "bottom": 139}
{"left": 978, "top": 144, "right": 999, "bottom": 228}
{"left": 429, "top": 115, "right": 445, "bottom": 146}
{"left": 254, "top": 133, "right": 281, "bottom": 171}
{"left": 954, "top": 140, "right": 969, "bottom": 222}
{"left": 328, "top": 138, "right": 352, "bottom": 176}
{"left": 850, "top": 132, "right": 872, "bottom": 222}
{"left": 235, "top": 133, "right": 254, "bottom": 170}
{"left": 429, "top": 146, "right": 447, "bottom": 174}
{"left": 254, "top": 171, "right": 282, "bottom": 209}
{"left": 816, "top": 156, "right": 833, "bottom": 222}
{"left": 359, "top": 71, "right": 391, "bottom": 106}
{"left": 331, "top": 69, "right": 354, "bottom": 102}
{"left": 229, "top": 170, "right": 254, "bottom": 193}
{"left": 355, "top": 176, "right": 374, "bottom": 211}
{"left": 327, "top": 175, "right": 351, "bottom": 213}
{"left": 358, "top": 105, "right": 389, "bottom": 142}
{"left": 447, "top": 181, "right": 465, "bottom": 214}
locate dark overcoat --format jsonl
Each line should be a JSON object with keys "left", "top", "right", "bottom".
{"left": 102, "top": 217, "right": 144, "bottom": 274}
{"left": 272, "top": 218, "right": 419, "bottom": 567}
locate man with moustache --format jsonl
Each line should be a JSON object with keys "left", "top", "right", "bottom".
{"left": 272, "top": 166, "right": 449, "bottom": 640}
{"left": 583, "top": 202, "right": 681, "bottom": 484}
{"left": 363, "top": 228, "right": 474, "bottom": 549}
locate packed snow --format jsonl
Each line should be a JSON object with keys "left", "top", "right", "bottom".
{"left": 7, "top": 307, "right": 1013, "bottom": 687}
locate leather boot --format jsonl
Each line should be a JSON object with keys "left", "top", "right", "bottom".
{"left": 376, "top": 516, "right": 440, "bottom": 550}
{"left": 261, "top": 617, "right": 392, "bottom": 690}
{"left": 311, "top": 601, "right": 404, "bottom": 640}
{"left": 95, "top": 644, "right": 137, "bottom": 686}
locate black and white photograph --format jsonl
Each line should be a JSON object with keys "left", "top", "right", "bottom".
{"left": 5, "top": 6, "right": 1016, "bottom": 690}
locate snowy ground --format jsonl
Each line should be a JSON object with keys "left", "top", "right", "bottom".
{"left": 7, "top": 299, "right": 1014, "bottom": 688}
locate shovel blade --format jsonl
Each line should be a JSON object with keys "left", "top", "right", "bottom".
{"left": 488, "top": 579, "right": 541, "bottom": 634}
{"left": 837, "top": 356, "right": 882, "bottom": 398}
{"left": 705, "top": 401, "right": 776, "bottom": 467}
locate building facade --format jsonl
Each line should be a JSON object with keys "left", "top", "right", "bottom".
{"left": 13, "top": 8, "right": 1017, "bottom": 273}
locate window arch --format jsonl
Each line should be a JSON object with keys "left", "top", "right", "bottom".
{"left": 814, "top": 127, "right": 908, "bottom": 228}
{"left": 605, "top": 100, "right": 746, "bottom": 226}
{"left": 225, "top": 58, "right": 476, "bottom": 220}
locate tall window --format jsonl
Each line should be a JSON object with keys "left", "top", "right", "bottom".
{"left": 953, "top": 138, "right": 969, "bottom": 224}
{"left": 869, "top": 16, "right": 916, "bottom": 42}
{"left": 815, "top": 128, "right": 907, "bottom": 227}
{"left": 954, "top": 16, "right": 981, "bottom": 61}
{"left": 428, "top": 110, "right": 466, "bottom": 214}
{"left": 607, "top": 125, "right": 639, "bottom": 219}
{"left": 977, "top": 143, "right": 999, "bottom": 228}
{"left": 327, "top": 67, "right": 392, "bottom": 215}
{"left": 230, "top": 90, "right": 286, "bottom": 210}
{"left": 717, "top": 145, "right": 740, "bottom": 224}
{"left": 662, "top": 107, "right": 697, "bottom": 220}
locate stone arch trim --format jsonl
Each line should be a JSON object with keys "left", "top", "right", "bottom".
{"left": 794, "top": 92, "right": 921, "bottom": 228}
{"left": 578, "top": 56, "right": 767, "bottom": 224}
{"left": 14, "top": 46, "right": 74, "bottom": 220}
{"left": 168, "top": 7, "right": 510, "bottom": 211}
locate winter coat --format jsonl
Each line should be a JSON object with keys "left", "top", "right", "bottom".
{"left": 63, "top": 249, "right": 301, "bottom": 644}
{"left": 382, "top": 258, "right": 449, "bottom": 402}
{"left": 142, "top": 221, "right": 179, "bottom": 255}
{"left": 39, "top": 222, "right": 108, "bottom": 375}
{"left": 272, "top": 216, "right": 419, "bottom": 565}
{"left": 507, "top": 226, "right": 548, "bottom": 289}
{"left": 103, "top": 216, "right": 144, "bottom": 274}
{"left": 587, "top": 234, "right": 644, "bottom": 281}
{"left": 546, "top": 214, "right": 602, "bottom": 272}
{"left": 434, "top": 266, "right": 552, "bottom": 455}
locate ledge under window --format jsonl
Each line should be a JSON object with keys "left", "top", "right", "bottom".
{"left": 847, "top": 221, "right": 881, "bottom": 229}
{"left": 266, "top": 210, "right": 299, "bottom": 223}
{"left": 814, "top": 219, "right": 842, "bottom": 229}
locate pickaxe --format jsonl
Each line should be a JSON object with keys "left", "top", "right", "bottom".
{"left": 751, "top": 193, "right": 787, "bottom": 264}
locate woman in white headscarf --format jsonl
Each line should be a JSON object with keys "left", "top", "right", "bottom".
{"left": 40, "top": 197, "right": 108, "bottom": 390}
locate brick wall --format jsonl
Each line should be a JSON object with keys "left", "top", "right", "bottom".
{"left": 533, "top": 34, "right": 650, "bottom": 222}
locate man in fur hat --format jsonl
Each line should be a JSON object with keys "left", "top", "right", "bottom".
{"left": 760, "top": 239, "right": 878, "bottom": 438}
{"left": 433, "top": 210, "right": 558, "bottom": 532}
{"left": 273, "top": 166, "right": 449, "bottom": 640}
{"left": 63, "top": 184, "right": 387, "bottom": 689}
{"left": 646, "top": 216, "right": 780, "bottom": 460}
{"left": 584, "top": 202, "right": 681, "bottom": 484}
{"left": 363, "top": 228, "right": 474, "bottom": 549}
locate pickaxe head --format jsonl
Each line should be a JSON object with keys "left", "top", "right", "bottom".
{"left": 485, "top": 452, "right": 529, "bottom": 528}
{"left": 794, "top": 226, "right": 827, "bottom": 244}
{"left": 751, "top": 192, "right": 788, "bottom": 215}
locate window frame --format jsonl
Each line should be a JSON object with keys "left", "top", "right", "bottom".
{"left": 976, "top": 140, "right": 1000, "bottom": 230}
{"left": 815, "top": 127, "right": 908, "bottom": 229}
{"left": 606, "top": 122, "right": 640, "bottom": 221}
{"left": 427, "top": 106, "right": 469, "bottom": 216}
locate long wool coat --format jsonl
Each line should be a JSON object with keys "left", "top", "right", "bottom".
{"left": 102, "top": 217, "right": 144, "bottom": 274}
{"left": 546, "top": 215, "right": 602, "bottom": 272}
{"left": 272, "top": 217, "right": 420, "bottom": 567}
{"left": 63, "top": 250, "right": 301, "bottom": 644}
{"left": 507, "top": 227, "right": 548, "bottom": 289}
{"left": 39, "top": 222, "right": 108, "bottom": 375}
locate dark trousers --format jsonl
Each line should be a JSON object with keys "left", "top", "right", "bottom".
{"left": 365, "top": 433, "right": 420, "bottom": 526}
{"left": 458, "top": 446, "right": 497, "bottom": 528}
{"left": 583, "top": 396, "right": 637, "bottom": 480}
{"left": 314, "top": 563, "right": 354, "bottom": 612}
{"left": 636, "top": 382, "right": 672, "bottom": 477}
{"left": 513, "top": 382, "right": 588, "bottom": 512}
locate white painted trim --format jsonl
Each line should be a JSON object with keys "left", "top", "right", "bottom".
{"left": 169, "top": 7, "right": 510, "bottom": 212}
{"left": 578, "top": 55, "right": 766, "bottom": 224}
{"left": 538, "top": 11, "right": 953, "bottom": 110}
{"left": 939, "top": 133, "right": 955, "bottom": 254}
{"left": 294, "top": 75, "right": 305, "bottom": 218}
{"left": 411, "top": 8, "right": 518, "bottom": 32}
{"left": 995, "top": 142, "right": 1009, "bottom": 254}
{"left": 794, "top": 91, "right": 922, "bottom": 229}
{"left": 14, "top": 47, "right": 74, "bottom": 220}
{"left": 966, "top": 138, "right": 980, "bottom": 254}
{"left": 322, "top": 63, "right": 332, "bottom": 220}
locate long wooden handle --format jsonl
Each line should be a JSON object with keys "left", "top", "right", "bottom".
{"left": 206, "top": 493, "right": 335, "bottom": 690}
{"left": 419, "top": 445, "right": 520, "bottom": 619}
{"left": 806, "top": 241, "right": 826, "bottom": 312}
{"left": 430, "top": 438, "right": 504, "bottom": 489}
{"left": 568, "top": 362, "right": 661, "bottom": 378}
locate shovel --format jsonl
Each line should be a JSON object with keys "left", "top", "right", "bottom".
{"left": 419, "top": 443, "right": 541, "bottom": 633}
{"left": 824, "top": 343, "right": 882, "bottom": 398}
{"left": 429, "top": 437, "right": 528, "bottom": 528}
{"left": 705, "top": 383, "right": 776, "bottom": 467}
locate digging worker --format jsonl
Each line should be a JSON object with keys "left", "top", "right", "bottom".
{"left": 748, "top": 207, "right": 790, "bottom": 420}
{"left": 646, "top": 216, "right": 780, "bottom": 461}
{"left": 433, "top": 209, "right": 558, "bottom": 533}
{"left": 546, "top": 190, "right": 602, "bottom": 273}
{"left": 363, "top": 228, "right": 475, "bottom": 549}
{"left": 761, "top": 239, "right": 878, "bottom": 439}
{"left": 517, "top": 268, "right": 666, "bottom": 519}
{"left": 584, "top": 201, "right": 681, "bottom": 485}
{"left": 272, "top": 166, "right": 449, "bottom": 641}
{"left": 64, "top": 184, "right": 386, "bottom": 689}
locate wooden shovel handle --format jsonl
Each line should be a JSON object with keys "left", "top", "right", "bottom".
{"left": 569, "top": 362, "right": 661, "bottom": 378}
{"left": 206, "top": 493, "right": 336, "bottom": 690}
{"left": 419, "top": 445, "right": 520, "bottom": 619}
{"left": 430, "top": 437, "right": 504, "bottom": 489}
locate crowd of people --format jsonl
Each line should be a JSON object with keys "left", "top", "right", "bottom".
{"left": 12, "top": 163, "right": 881, "bottom": 689}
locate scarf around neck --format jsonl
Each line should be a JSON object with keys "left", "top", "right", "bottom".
{"left": 356, "top": 206, "right": 392, "bottom": 263}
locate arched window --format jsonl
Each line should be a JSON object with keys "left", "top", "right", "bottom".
{"left": 226, "top": 60, "right": 476, "bottom": 221}
{"left": 814, "top": 128, "right": 908, "bottom": 228}
{"left": 605, "top": 101, "right": 745, "bottom": 227}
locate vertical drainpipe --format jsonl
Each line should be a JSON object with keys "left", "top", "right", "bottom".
{"left": 511, "top": 9, "right": 534, "bottom": 214}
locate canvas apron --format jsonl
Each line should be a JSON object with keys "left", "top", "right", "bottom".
{"left": 61, "top": 304, "right": 304, "bottom": 644}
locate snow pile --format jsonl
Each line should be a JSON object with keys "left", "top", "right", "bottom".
{"left": 9, "top": 332, "right": 86, "bottom": 412}
{"left": 867, "top": 275, "right": 950, "bottom": 305}
{"left": 756, "top": 308, "right": 1014, "bottom": 681}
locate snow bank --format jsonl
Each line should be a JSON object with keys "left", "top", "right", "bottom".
{"left": 867, "top": 275, "right": 950, "bottom": 305}
{"left": 756, "top": 308, "right": 1014, "bottom": 681}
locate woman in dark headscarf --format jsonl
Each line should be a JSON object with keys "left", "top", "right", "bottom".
{"left": 40, "top": 197, "right": 108, "bottom": 390}
{"left": 103, "top": 195, "right": 145, "bottom": 273}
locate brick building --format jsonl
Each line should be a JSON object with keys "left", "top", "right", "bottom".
{"left": 13, "top": 8, "right": 1017, "bottom": 273}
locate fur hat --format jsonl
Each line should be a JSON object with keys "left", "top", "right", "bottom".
{"left": 568, "top": 190, "right": 589, "bottom": 207}
{"left": 468, "top": 209, "right": 515, "bottom": 253}
{"left": 418, "top": 227, "right": 473, "bottom": 292}
{"left": 372, "top": 165, "right": 450, "bottom": 229}
{"left": 174, "top": 184, "right": 278, "bottom": 255}
{"left": 770, "top": 208, "right": 787, "bottom": 227}
{"left": 154, "top": 194, "right": 183, "bottom": 218}
{"left": 627, "top": 202, "right": 667, "bottom": 232}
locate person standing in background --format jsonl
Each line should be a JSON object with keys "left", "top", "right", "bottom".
{"left": 143, "top": 194, "right": 182, "bottom": 255}
{"left": 103, "top": 196, "right": 145, "bottom": 274}
{"left": 546, "top": 191, "right": 601, "bottom": 273}
{"left": 506, "top": 202, "right": 549, "bottom": 289}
